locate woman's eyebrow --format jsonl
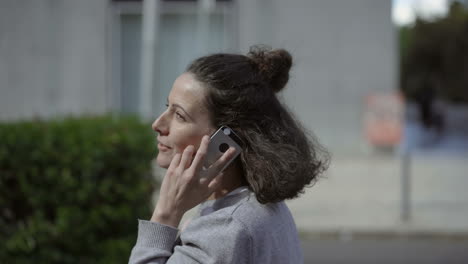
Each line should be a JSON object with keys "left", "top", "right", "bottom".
{"left": 172, "top": 103, "right": 194, "bottom": 121}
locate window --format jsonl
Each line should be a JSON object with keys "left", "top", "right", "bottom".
{"left": 111, "top": 0, "right": 237, "bottom": 115}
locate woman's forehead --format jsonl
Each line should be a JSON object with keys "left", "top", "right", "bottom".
{"left": 169, "top": 73, "right": 208, "bottom": 113}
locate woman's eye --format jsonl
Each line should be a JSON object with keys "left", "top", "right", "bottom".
{"left": 175, "top": 112, "right": 186, "bottom": 121}
{"left": 165, "top": 103, "right": 169, "bottom": 108}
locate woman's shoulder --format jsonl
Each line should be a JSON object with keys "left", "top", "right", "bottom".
{"left": 192, "top": 190, "right": 295, "bottom": 234}
{"left": 179, "top": 190, "right": 302, "bottom": 263}
{"left": 230, "top": 192, "right": 295, "bottom": 230}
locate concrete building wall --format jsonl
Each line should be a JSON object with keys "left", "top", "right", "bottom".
{"left": 0, "top": 0, "right": 396, "bottom": 154}
{"left": 0, "top": 0, "right": 109, "bottom": 120}
{"left": 238, "top": 0, "right": 397, "bottom": 154}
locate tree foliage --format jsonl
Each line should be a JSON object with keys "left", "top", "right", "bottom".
{"left": 400, "top": 1, "right": 468, "bottom": 104}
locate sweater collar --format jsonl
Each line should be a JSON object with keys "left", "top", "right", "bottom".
{"left": 198, "top": 186, "right": 250, "bottom": 216}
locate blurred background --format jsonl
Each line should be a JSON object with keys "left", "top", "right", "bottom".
{"left": 1, "top": 0, "right": 468, "bottom": 263}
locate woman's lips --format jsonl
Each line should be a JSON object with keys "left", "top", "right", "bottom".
{"left": 158, "top": 143, "right": 171, "bottom": 151}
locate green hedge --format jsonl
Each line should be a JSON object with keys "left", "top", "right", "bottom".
{"left": 0, "top": 115, "right": 158, "bottom": 264}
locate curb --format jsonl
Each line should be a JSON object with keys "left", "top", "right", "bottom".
{"left": 298, "top": 229, "right": 468, "bottom": 241}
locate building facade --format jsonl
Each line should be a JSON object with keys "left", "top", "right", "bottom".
{"left": 0, "top": 0, "right": 396, "bottom": 154}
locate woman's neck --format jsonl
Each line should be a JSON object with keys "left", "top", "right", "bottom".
{"left": 208, "top": 164, "right": 246, "bottom": 200}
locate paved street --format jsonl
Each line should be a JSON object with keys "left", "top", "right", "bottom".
{"left": 301, "top": 238, "right": 468, "bottom": 264}
{"left": 289, "top": 152, "right": 468, "bottom": 263}
{"left": 164, "top": 151, "right": 468, "bottom": 264}
{"left": 287, "top": 153, "right": 468, "bottom": 234}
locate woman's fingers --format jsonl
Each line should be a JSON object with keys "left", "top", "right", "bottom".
{"left": 168, "top": 153, "right": 182, "bottom": 172}
{"left": 190, "top": 135, "right": 210, "bottom": 173}
{"left": 204, "top": 147, "right": 236, "bottom": 181}
{"left": 207, "top": 172, "right": 224, "bottom": 193}
{"left": 179, "top": 145, "right": 194, "bottom": 170}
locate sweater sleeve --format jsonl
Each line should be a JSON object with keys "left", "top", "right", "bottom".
{"left": 128, "top": 220, "right": 179, "bottom": 264}
{"left": 128, "top": 215, "right": 253, "bottom": 264}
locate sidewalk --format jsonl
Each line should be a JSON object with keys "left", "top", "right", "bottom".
{"left": 286, "top": 153, "right": 468, "bottom": 239}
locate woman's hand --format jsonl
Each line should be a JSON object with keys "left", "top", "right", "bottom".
{"left": 151, "top": 135, "right": 235, "bottom": 228}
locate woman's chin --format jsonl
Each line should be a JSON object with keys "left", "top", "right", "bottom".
{"left": 156, "top": 154, "right": 171, "bottom": 169}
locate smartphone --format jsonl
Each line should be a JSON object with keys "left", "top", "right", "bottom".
{"left": 202, "top": 126, "right": 243, "bottom": 173}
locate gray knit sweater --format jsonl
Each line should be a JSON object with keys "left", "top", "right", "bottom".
{"left": 129, "top": 188, "right": 304, "bottom": 264}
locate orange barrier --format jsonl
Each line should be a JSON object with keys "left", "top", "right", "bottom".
{"left": 364, "top": 92, "right": 404, "bottom": 147}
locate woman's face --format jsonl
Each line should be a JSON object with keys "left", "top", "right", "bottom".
{"left": 152, "top": 72, "right": 216, "bottom": 169}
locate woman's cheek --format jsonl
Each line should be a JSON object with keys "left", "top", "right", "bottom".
{"left": 174, "top": 130, "right": 201, "bottom": 152}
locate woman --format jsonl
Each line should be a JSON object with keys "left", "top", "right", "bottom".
{"left": 129, "top": 46, "right": 328, "bottom": 264}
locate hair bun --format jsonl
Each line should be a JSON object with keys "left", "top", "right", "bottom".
{"left": 248, "top": 45, "right": 292, "bottom": 93}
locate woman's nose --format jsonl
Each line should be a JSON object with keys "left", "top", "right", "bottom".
{"left": 152, "top": 112, "right": 168, "bottom": 135}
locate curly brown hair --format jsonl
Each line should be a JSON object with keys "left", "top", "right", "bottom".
{"left": 187, "top": 46, "right": 329, "bottom": 204}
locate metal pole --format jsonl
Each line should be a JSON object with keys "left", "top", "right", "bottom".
{"left": 401, "top": 151, "right": 411, "bottom": 222}
{"left": 140, "top": 0, "right": 160, "bottom": 120}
